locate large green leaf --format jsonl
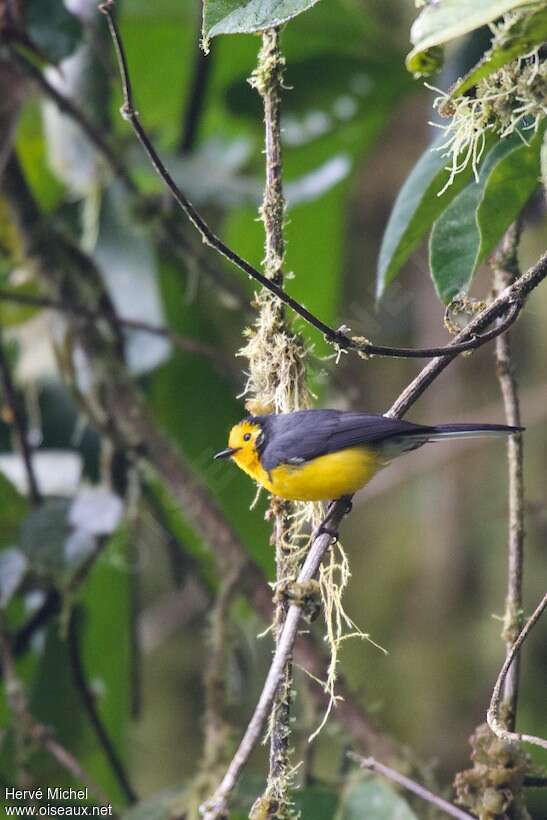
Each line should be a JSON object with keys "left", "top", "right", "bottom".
{"left": 376, "top": 134, "right": 477, "bottom": 300}
{"left": 451, "top": 6, "right": 547, "bottom": 97}
{"left": 429, "top": 128, "right": 543, "bottom": 303}
{"left": 339, "top": 779, "right": 418, "bottom": 820}
{"left": 203, "top": 0, "right": 323, "bottom": 40}
{"left": 26, "top": 0, "right": 82, "bottom": 64}
{"left": 406, "top": 0, "right": 532, "bottom": 76}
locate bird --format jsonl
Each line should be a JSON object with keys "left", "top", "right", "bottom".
{"left": 214, "top": 409, "right": 523, "bottom": 502}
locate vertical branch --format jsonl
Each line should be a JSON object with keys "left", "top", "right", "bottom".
{"left": 0, "top": 331, "right": 41, "bottom": 505}
{"left": 256, "top": 29, "right": 285, "bottom": 288}
{"left": 244, "top": 28, "right": 312, "bottom": 817}
{"left": 492, "top": 223, "right": 525, "bottom": 731}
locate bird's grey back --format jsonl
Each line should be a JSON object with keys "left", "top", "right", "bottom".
{"left": 254, "top": 409, "right": 429, "bottom": 471}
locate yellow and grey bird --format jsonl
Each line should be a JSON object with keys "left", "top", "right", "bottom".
{"left": 214, "top": 410, "right": 523, "bottom": 502}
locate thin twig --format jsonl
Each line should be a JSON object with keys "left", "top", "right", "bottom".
{"left": 98, "top": 0, "right": 523, "bottom": 362}
{"left": 0, "top": 329, "right": 41, "bottom": 505}
{"left": 487, "top": 592, "right": 547, "bottom": 749}
{"left": 0, "top": 289, "right": 231, "bottom": 372}
{"left": 524, "top": 776, "right": 547, "bottom": 787}
{"left": 67, "top": 609, "right": 138, "bottom": 805}
{"left": 350, "top": 754, "right": 475, "bottom": 820}
{"left": 492, "top": 223, "right": 525, "bottom": 731}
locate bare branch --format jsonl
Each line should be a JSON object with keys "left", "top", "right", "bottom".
{"left": 98, "top": 0, "right": 523, "bottom": 362}
{"left": 350, "top": 754, "right": 475, "bottom": 820}
{"left": 487, "top": 592, "right": 547, "bottom": 750}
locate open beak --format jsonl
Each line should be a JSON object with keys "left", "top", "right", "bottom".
{"left": 214, "top": 447, "right": 238, "bottom": 460}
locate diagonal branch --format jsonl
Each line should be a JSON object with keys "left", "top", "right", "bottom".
{"left": 98, "top": 0, "right": 522, "bottom": 362}
{"left": 350, "top": 754, "right": 475, "bottom": 820}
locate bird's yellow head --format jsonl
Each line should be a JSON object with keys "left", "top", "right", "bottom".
{"left": 214, "top": 419, "right": 265, "bottom": 480}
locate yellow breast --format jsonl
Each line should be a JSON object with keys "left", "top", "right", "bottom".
{"left": 244, "top": 446, "right": 383, "bottom": 502}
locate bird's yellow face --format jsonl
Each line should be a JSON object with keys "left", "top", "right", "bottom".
{"left": 215, "top": 420, "right": 271, "bottom": 485}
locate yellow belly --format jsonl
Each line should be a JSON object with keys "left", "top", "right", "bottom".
{"left": 262, "top": 446, "right": 383, "bottom": 501}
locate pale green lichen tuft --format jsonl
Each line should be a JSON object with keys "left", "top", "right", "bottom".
{"left": 429, "top": 41, "right": 546, "bottom": 194}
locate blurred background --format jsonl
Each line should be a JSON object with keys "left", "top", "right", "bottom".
{"left": 0, "top": 0, "right": 546, "bottom": 817}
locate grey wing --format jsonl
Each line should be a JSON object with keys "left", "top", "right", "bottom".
{"left": 259, "top": 410, "right": 430, "bottom": 471}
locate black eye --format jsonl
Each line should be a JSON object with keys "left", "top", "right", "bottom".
{"left": 243, "top": 433, "right": 251, "bottom": 442}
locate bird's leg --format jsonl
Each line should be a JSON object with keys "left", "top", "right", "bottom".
{"left": 313, "top": 496, "right": 352, "bottom": 542}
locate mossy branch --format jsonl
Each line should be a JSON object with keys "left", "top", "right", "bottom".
{"left": 492, "top": 223, "right": 525, "bottom": 731}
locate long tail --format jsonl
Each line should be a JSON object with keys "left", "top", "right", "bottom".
{"left": 427, "top": 423, "right": 524, "bottom": 441}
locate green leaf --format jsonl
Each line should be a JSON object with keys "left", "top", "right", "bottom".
{"left": 451, "top": 6, "right": 547, "bottom": 97}
{"left": 203, "top": 0, "right": 323, "bottom": 40}
{"left": 19, "top": 498, "right": 83, "bottom": 579}
{"left": 429, "top": 128, "right": 544, "bottom": 304}
{"left": 376, "top": 134, "right": 477, "bottom": 300}
{"left": 339, "top": 779, "right": 418, "bottom": 820}
{"left": 18, "top": 491, "right": 122, "bottom": 584}
{"left": 26, "top": 0, "right": 82, "bottom": 64}
{"left": 406, "top": 0, "right": 532, "bottom": 76}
